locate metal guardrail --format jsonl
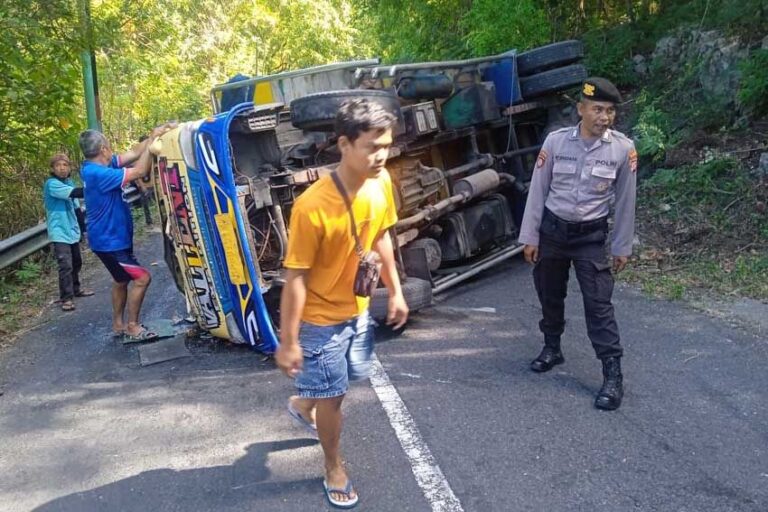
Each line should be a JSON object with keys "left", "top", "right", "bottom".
{"left": 0, "top": 224, "right": 50, "bottom": 271}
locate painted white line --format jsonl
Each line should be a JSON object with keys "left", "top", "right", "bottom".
{"left": 370, "top": 355, "right": 464, "bottom": 512}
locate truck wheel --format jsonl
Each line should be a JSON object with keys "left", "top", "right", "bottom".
{"left": 290, "top": 90, "right": 402, "bottom": 131}
{"left": 516, "top": 40, "right": 584, "bottom": 76}
{"left": 369, "top": 277, "right": 433, "bottom": 321}
{"left": 519, "top": 64, "right": 587, "bottom": 100}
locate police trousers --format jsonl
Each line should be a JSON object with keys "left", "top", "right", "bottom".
{"left": 533, "top": 209, "right": 622, "bottom": 360}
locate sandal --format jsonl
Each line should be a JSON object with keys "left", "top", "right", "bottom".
{"left": 124, "top": 326, "right": 159, "bottom": 342}
{"left": 75, "top": 289, "right": 95, "bottom": 297}
{"left": 61, "top": 300, "right": 76, "bottom": 312}
{"left": 287, "top": 401, "right": 318, "bottom": 439}
{"left": 323, "top": 480, "right": 359, "bottom": 509}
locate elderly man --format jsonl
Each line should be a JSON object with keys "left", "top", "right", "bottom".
{"left": 43, "top": 153, "right": 94, "bottom": 311}
{"left": 519, "top": 77, "right": 637, "bottom": 411}
{"left": 78, "top": 125, "right": 173, "bottom": 340}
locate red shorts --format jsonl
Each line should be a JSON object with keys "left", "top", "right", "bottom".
{"left": 94, "top": 247, "right": 150, "bottom": 283}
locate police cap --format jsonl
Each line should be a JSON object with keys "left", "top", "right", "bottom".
{"left": 580, "top": 77, "right": 622, "bottom": 104}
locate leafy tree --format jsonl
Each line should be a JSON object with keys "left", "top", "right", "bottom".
{"left": 0, "top": 0, "right": 82, "bottom": 237}
{"left": 462, "top": 0, "right": 550, "bottom": 55}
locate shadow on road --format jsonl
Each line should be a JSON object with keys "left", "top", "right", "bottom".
{"left": 32, "top": 438, "right": 321, "bottom": 512}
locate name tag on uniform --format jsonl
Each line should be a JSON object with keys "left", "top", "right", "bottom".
{"left": 591, "top": 166, "right": 616, "bottom": 179}
{"left": 553, "top": 164, "right": 576, "bottom": 174}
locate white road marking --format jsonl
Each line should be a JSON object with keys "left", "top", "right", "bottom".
{"left": 370, "top": 355, "right": 464, "bottom": 512}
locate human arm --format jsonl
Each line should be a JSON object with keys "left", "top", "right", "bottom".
{"left": 274, "top": 200, "right": 321, "bottom": 376}
{"left": 519, "top": 137, "right": 555, "bottom": 264}
{"left": 46, "top": 179, "right": 75, "bottom": 200}
{"left": 116, "top": 122, "right": 177, "bottom": 166}
{"left": 122, "top": 147, "right": 155, "bottom": 183}
{"left": 611, "top": 145, "right": 637, "bottom": 272}
{"left": 374, "top": 230, "right": 408, "bottom": 329}
{"left": 275, "top": 268, "right": 309, "bottom": 377}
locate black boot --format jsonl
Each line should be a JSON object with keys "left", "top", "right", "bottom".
{"left": 595, "top": 357, "right": 623, "bottom": 410}
{"left": 530, "top": 337, "right": 564, "bottom": 373}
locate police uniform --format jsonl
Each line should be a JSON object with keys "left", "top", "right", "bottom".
{"left": 518, "top": 77, "right": 637, "bottom": 410}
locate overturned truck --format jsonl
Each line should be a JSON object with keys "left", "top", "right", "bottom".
{"left": 150, "top": 41, "right": 587, "bottom": 353}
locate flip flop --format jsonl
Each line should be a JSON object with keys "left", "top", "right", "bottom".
{"left": 287, "top": 401, "right": 318, "bottom": 439}
{"left": 75, "top": 290, "right": 95, "bottom": 297}
{"left": 323, "top": 480, "right": 359, "bottom": 509}
{"left": 61, "top": 300, "right": 76, "bottom": 312}
{"left": 124, "top": 326, "right": 159, "bottom": 342}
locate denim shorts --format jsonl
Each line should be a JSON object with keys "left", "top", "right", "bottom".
{"left": 294, "top": 310, "right": 374, "bottom": 399}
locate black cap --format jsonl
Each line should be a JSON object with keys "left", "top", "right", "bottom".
{"left": 581, "top": 77, "right": 622, "bottom": 104}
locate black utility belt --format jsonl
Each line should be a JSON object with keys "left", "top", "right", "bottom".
{"left": 544, "top": 209, "right": 608, "bottom": 234}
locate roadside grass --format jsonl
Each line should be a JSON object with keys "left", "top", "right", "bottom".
{"left": 0, "top": 256, "right": 58, "bottom": 347}
{"left": 620, "top": 254, "right": 768, "bottom": 301}
{"left": 622, "top": 155, "right": 768, "bottom": 302}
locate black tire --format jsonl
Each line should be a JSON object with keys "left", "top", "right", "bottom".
{"left": 519, "top": 64, "right": 587, "bottom": 100}
{"left": 369, "top": 277, "right": 433, "bottom": 321}
{"left": 290, "top": 89, "right": 402, "bottom": 131}
{"left": 517, "top": 40, "right": 584, "bottom": 76}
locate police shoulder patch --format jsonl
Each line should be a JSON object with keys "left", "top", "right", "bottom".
{"left": 629, "top": 149, "right": 638, "bottom": 173}
{"left": 536, "top": 149, "right": 548, "bottom": 169}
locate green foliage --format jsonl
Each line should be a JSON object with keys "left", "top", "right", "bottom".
{"left": 462, "top": 0, "right": 549, "bottom": 56}
{"left": 624, "top": 253, "right": 768, "bottom": 301}
{"left": 632, "top": 91, "right": 677, "bottom": 162}
{"left": 93, "top": 0, "right": 365, "bottom": 147}
{"left": 641, "top": 157, "right": 767, "bottom": 253}
{"left": 0, "top": 254, "right": 56, "bottom": 337}
{"left": 0, "top": 0, "right": 364, "bottom": 238}
{"left": 644, "top": 157, "right": 744, "bottom": 204}
{"left": 13, "top": 260, "right": 42, "bottom": 283}
{"left": 631, "top": 154, "right": 768, "bottom": 301}
{"left": 581, "top": 25, "right": 640, "bottom": 86}
{"left": 0, "top": 0, "right": 83, "bottom": 237}
{"left": 738, "top": 49, "right": 768, "bottom": 117}
{"left": 354, "top": 0, "right": 471, "bottom": 62}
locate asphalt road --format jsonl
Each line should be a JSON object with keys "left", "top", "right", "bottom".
{"left": 0, "top": 232, "right": 766, "bottom": 512}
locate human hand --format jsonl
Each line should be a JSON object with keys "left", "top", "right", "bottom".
{"left": 275, "top": 341, "right": 303, "bottom": 377}
{"left": 523, "top": 244, "right": 539, "bottom": 264}
{"left": 613, "top": 255, "right": 629, "bottom": 273}
{"left": 387, "top": 292, "right": 409, "bottom": 329}
{"left": 150, "top": 121, "right": 178, "bottom": 139}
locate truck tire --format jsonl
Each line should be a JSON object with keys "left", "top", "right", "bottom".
{"left": 517, "top": 40, "right": 584, "bottom": 76}
{"left": 520, "top": 64, "right": 587, "bottom": 100}
{"left": 290, "top": 90, "right": 402, "bottom": 131}
{"left": 369, "top": 277, "right": 433, "bottom": 321}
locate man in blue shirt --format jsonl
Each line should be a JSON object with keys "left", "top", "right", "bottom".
{"left": 43, "top": 153, "right": 94, "bottom": 311}
{"left": 78, "top": 125, "right": 173, "bottom": 340}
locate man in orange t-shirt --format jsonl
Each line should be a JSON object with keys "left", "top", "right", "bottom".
{"left": 275, "top": 98, "right": 408, "bottom": 509}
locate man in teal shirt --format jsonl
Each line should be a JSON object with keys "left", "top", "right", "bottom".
{"left": 43, "top": 153, "right": 94, "bottom": 311}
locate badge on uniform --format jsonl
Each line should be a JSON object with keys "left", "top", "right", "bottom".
{"left": 536, "top": 149, "right": 548, "bottom": 169}
{"left": 629, "top": 149, "right": 638, "bottom": 173}
{"left": 583, "top": 83, "right": 596, "bottom": 96}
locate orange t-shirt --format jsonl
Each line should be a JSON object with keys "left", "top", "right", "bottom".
{"left": 284, "top": 170, "right": 398, "bottom": 325}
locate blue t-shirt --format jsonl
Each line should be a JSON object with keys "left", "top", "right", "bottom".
{"left": 43, "top": 177, "right": 81, "bottom": 244}
{"left": 81, "top": 155, "right": 133, "bottom": 252}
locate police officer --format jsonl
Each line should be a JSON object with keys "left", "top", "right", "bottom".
{"left": 519, "top": 77, "right": 637, "bottom": 410}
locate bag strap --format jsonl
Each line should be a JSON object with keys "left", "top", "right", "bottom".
{"left": 330, "top": 171, "right": 365, "bottom": 258}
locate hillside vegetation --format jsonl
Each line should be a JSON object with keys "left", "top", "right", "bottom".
{"left": 1, "top": 0, "right": 766, "bottom": 300}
